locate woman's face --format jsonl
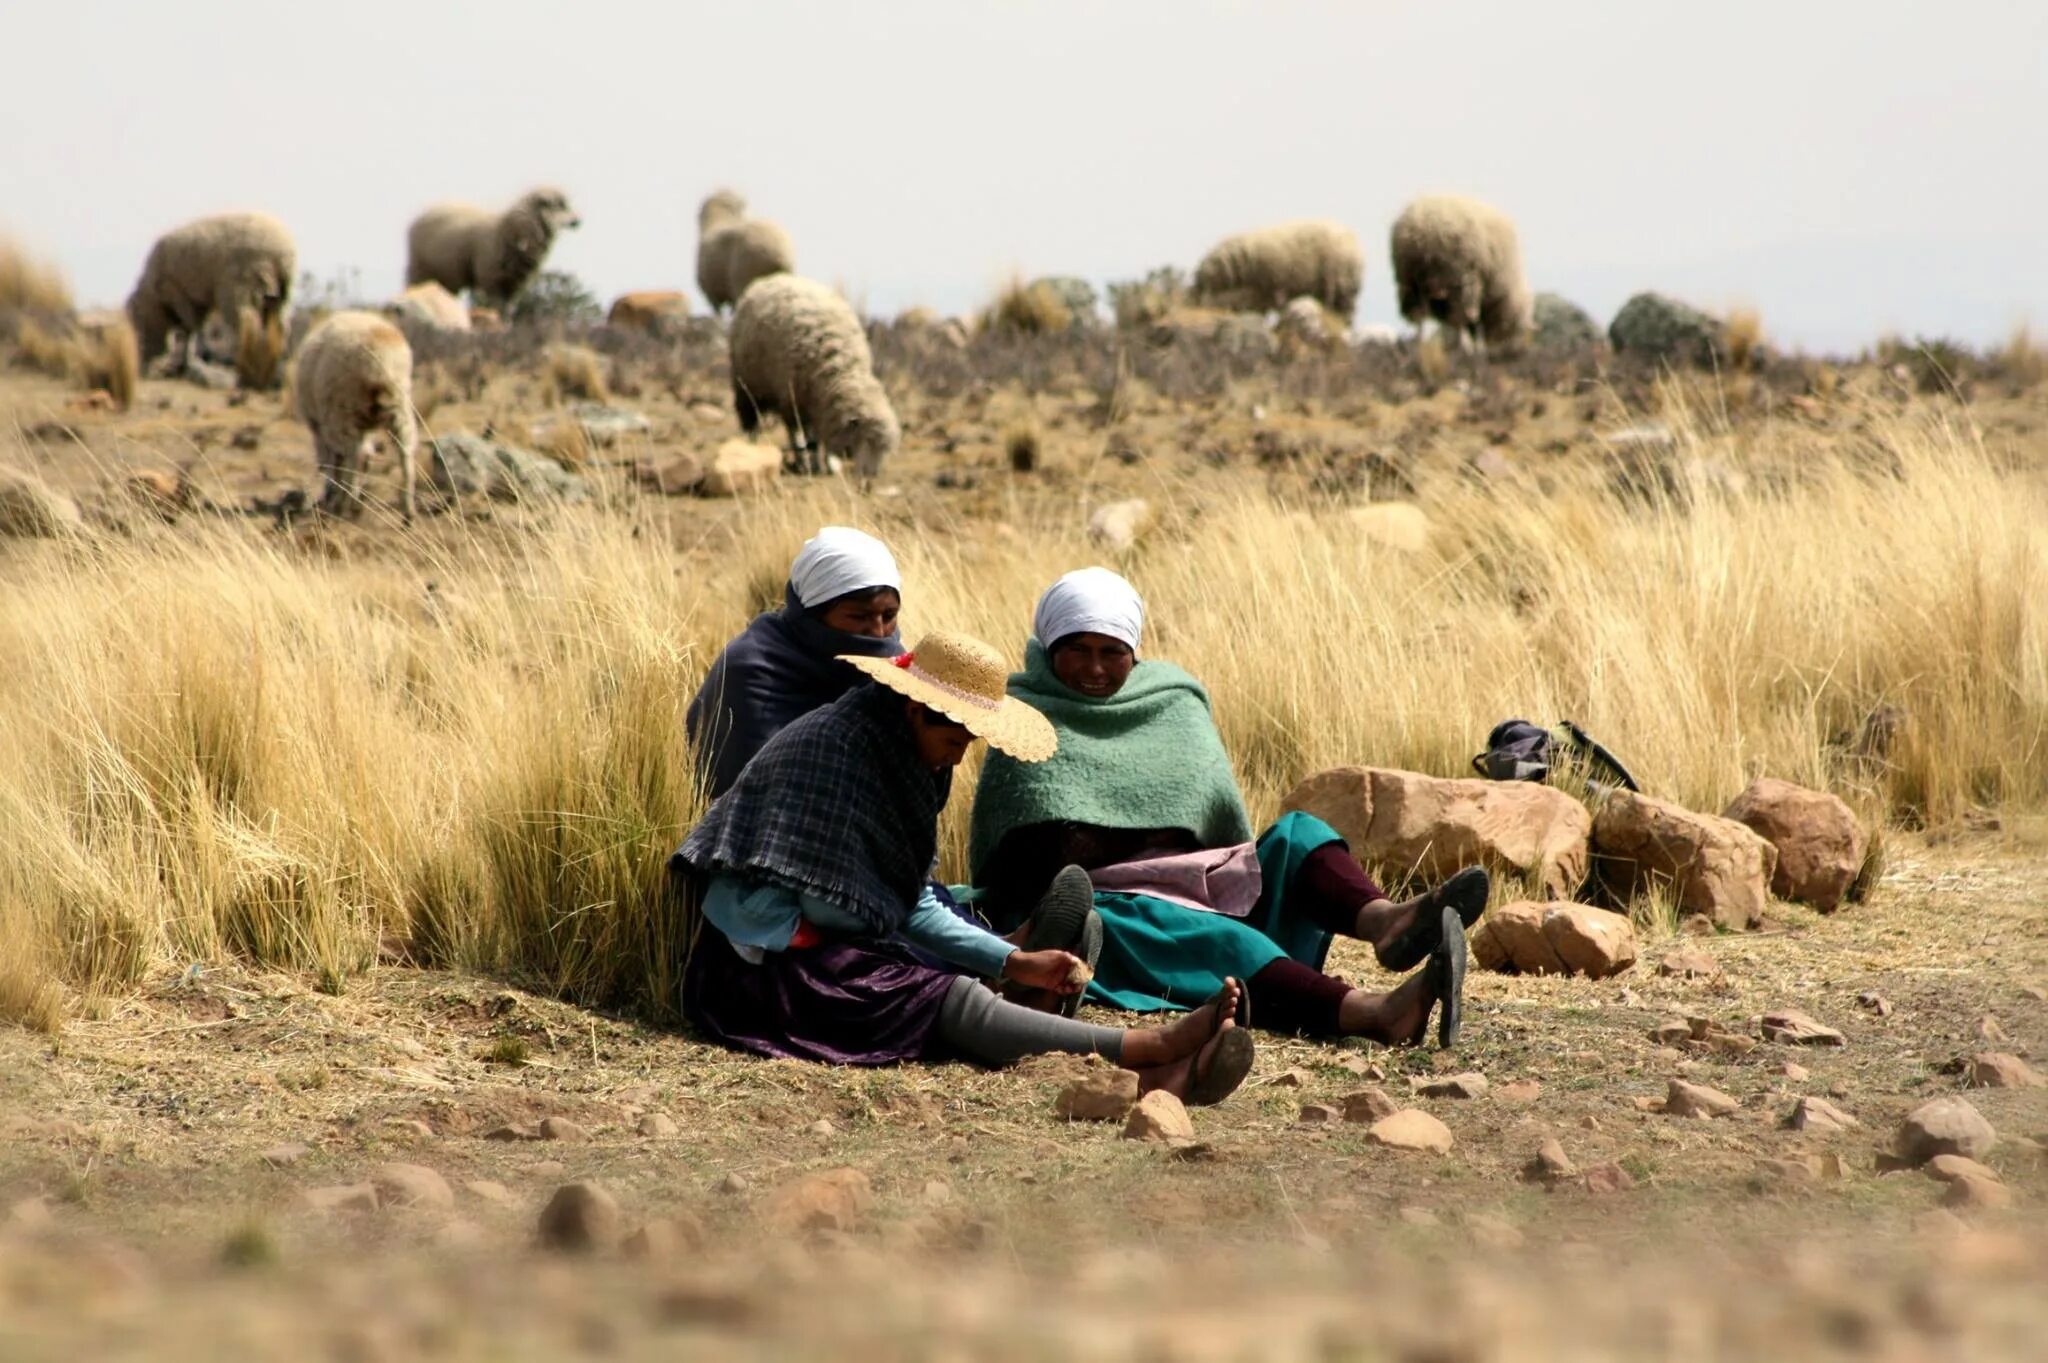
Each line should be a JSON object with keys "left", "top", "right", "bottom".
{"left": 907, "top": 702, "right": 976, "bottom": 769}
{"left": 818, "top": 588, "right": 901, "bottom": 638}
{"left": 1050, "top": 632, "right": 1135, "bottom": 698}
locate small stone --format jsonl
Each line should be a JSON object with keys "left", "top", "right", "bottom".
{"left": 260, "top": 1143, "right": 311, "bottom": 1168}
{"left": 1774, "top": 1062, "right": 1811, "bottom": 1082}
{"left": 1648, "top": 1018, "right": 1692, "bottom": 1045}
{"left": 369, "top": 1163, "right": 454, "bottom": 1210}
{"left": 1265, "top": 1068, "right": 1310, "bottom": 1088}
{"left": 1943, "top": 1174, "right": 2013, "bottom": 1210}
{"left": 1497, "top": 1080, "right": 1542, "bottom": 1104}
{"left": 763, "top": 1168, "right": 873, "bottom": 1235}
{"left": 538, "top": 1116, "right": 589, "bottom": 1142}
{"left": 1966, "top": 1053, "right": 2043, "bottom": 1089}
{"left": 302, "top": 1183, "right": 380, "bottom": 1214}
{"left": 1663, "top": 1080, "right": 1739, "bottom": 1119}
{"left": 1976, "top": 1016, "right": 2008, "bottom": 1044}
{"left": 537, "top": 1180, "right": 622, "bottom": 1252}
{"left": 463, "top": 1180, "right": 516, "bottom": 1207}
{"left": 527, "top": 1160, "right": 567, "bottom": 1181}
{"left": 1297, "top": 1104, "right": 1341, "bottom": 1125}
{"left": 1581, "top": 1162, "right": 1635, "bottom": 1194}
{"left": 1121, "top": 1090, "right": 1195, "bottom": 1144}
{"left": 2020, "top": 985, "right": 2047, "bottom": 1003}
{"left": 1524, "top": 1137, "right": 1576, "bottom": 1184}
{"left": 807, "top": 1119, "right": 837, "bottom": 1138}
{"left": 1657, "top": 950, "right": 1721, "bottom": 980}
{"left": 1055, "top": 1069, "right": 1138, "bottom": 1122}
{"left": 1784, "top": 1096, "right": 1859, "bottom": 1133}
{"left": 1761, "top": 1008, "right": 1846, "bottom": 1046}
{"left": 716, "top": 1172, "right": 749, "bottom": 1195}
{"left": 1366, "top": 1109, "right": 1454, "bottom": 1154}
{"left": 1397, "top": 1206, "right": 1439, "bottom": 1228}
{"left": 1752, "top": 1157, "right": 1821, "bottom": 1189}
{"left": 1856, "top": 991, "right": 1893, "bottom": 1017}
{"left": 1415, "top": 1072, "right": 1489, "bottom": 1100}
{"left": 1924, "top": 1154, "right": 1999, "bottom": 1185}
{"left": 1341, "top": 1088, "right": 1399, "bottom": 1123}
{"left": 1338, "top": 1056, "right": 1386, "bottom": 1081}
{"left": 1706, "top": 1033, "right": 1759, "bottom": 1058}
{"left": 1579, "top": 1115, "right": 1601, "bottom": 1132}
{"left": 639, "top": 1112, "right": 680, "bottom": 1137}
{"left": 622, "top": 1213, "right": 704, "bottom": 1261}
{"left": 1897, "top": 1096, "right": 1997, "bottom": 1164}
{"left": 921, "top": 1180, "right": 953, "bottom": 1207}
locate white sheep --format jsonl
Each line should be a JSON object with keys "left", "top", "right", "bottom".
{"left": 405, "top": 187, "right": 580, "bottom": 309}
{"left": 1389, "top": 194, "right": 1532, "bottom": 351}
{"left": 292, "top": 310, "right": 417, "bottom": 522}
{"left": 696, "top": 189, "right": 795, "bottom": 313}
{"left": 1190, "top": 220, "right": 1363, "bottom": 318}
{"left": 729, "top": 275, "right": 898, "bottom": 481}
{"left": 126, "top": 211, "right": 296, "bottom": 386}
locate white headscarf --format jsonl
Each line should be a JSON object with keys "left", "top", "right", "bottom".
{"left": 1032, "top": 567, "right": 1145, "bottom": 653}
{"left": 789, "top": 527, "right": 901, "bottom": 609}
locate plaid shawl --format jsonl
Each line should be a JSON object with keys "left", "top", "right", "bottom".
{"left": 674, "top": 681, "right": 947, "bottom": 935}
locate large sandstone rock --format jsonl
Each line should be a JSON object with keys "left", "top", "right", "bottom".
{"left": 1897, "top": 1097, "right": 1997, "bottom": 1165}
{"left": 1722, "top": 778, "right": 1867, "bottom": 911}
{"left": 1608, "top": 292, "right": 1723, "bottom": 367}
{"left": 1591, "top": 790, "right": 1775, "bottom": 930}
{"left": 1471, "top": 901, "right": 1636, "bottom": 978}
{"left": 431, "top": 432, "right": 592, "bottom": 504}
{"left": 1283, "top": 766, "right": 1590, "bottom": 899}
{"left": 700, "top": 440, "right": 782, "bottom": 498}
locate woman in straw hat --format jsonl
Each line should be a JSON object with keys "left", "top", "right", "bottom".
{"left": 672, "top": 629, "right": 1255, "bottom": 1103}
{"left": 968, "top": 568, "right": 1479, "bottom": 1048}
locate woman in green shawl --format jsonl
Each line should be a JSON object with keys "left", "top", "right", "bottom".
{"left": 969, "top": 568, "right": 1484, "bottom": 1046}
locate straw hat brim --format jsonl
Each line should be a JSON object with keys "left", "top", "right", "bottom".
{"left": 840, "top": 654, "right": 1057, "bottom": 763}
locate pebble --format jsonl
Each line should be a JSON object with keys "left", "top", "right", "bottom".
{"left": 1966, "top": 1053, "right": 2043, "bottom": 1089}
{"left": 763, "top": 1168, "right": 873, "bottom": 1235}
{"left": 807, "top": 1119, "right": 837, "bottom": 1138}
{"left": 622, "top": 1213, "right": 705, "bottom": 1261}
{"left": 1341, "top": 1088, "right": 1399, "bottom": 1123}
{"left": 1055, "top": 1070, "right": 1138, "bottom": 1122}
{"left": 1581, "top": 1162, "right": 1635, "bottom": 1194}
{"left": 1773, "top": 1061, "right": 1811, "bottom": 1082}
{"left": 301, "top": 1183, "right": 379, "bottom": 1214}
{"left": 1663, "top": 1080, "right": 1738, "bottom": 1119}
{"left": 1297, "top": 1104, "right": 1340, "bottom": 1125}
{"left": 1897, "top": 1096, "right": 1997, "bottom": 1164}
{"left": 1123, "top": 1090, "right": 1195, "bottom": 1144}
{"left": 1524, "top": 1137, "right": 1576, "bottom": 1184}
{"left": 639, "top": 1112, "right": 680, "bottom": 1137}
{"left": 1338, "top": 1055, "right": 1387, "bottom": 1081}
{"left": 1784, "top": 1096, "right": 1859, "bottom": 1134}
{"left": 537, "top": 1180, "right": 622, "bottom": 1252}
{"left": 1656, "top": 949, "right": 1721, "bottom": 979}
{"left": 1923, "top": 1154, "right": 2000, "bottom": 1185}
{"left": 1265, "top": 1068, "right": 1310, "bottom": 1088}
{"left": 259, "top": 1143, "right": 311, "bottom": 1168}
{"left": 538, "top": 1116, "right": 590, "bottom": 1142}
{"left": 1414, "top": 1072, "right": 1488, "bottom": 1100}
{"left": 369, "top": 1163, "right": 454, "bottom": 1210}
{"left": 1497, "top": 1080, "right": 1543, "bottom": 1104}
{"left": 716, "top": 1172, "right": 750, "bottom": 1195}
{"left": 1366, "top": 1109, "right": 1454, "bottom": 1154}
{"left": 1466, "top": 1213, "right": 1525, "bottom": 1250}
{"left": 1648, "top": 1018, "right": 1692, "bottom": 1045}
{"left": 1760, "top": 1008, "right": 1846, "bottom": 1046}
{"left": 1856, "top": 991, "right": 1893, "bottom": 1017}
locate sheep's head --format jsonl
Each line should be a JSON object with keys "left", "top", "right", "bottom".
{"left": 519, "top": 187, "right": 581, "bottom": 237}
{"left": 838, "top": 400, "right": 901, "bottom": 483}
{"left": 699, "top": 189, "right": 746, "bottom": 233}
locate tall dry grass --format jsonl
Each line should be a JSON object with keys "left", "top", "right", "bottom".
{"left": 0, "top": 394, "right": 2042, "bottom": 1028}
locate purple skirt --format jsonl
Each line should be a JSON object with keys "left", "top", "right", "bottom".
{"left": 682, "top": 929, "right": 960, "bottom": 1065}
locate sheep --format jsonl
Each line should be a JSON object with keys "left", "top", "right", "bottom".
{"left": 126, "top": 211, "right": 296, "bottom": 388}
{"left": 292, "top": 310, "right": 417, "bottom": 522}
{"left": 405, "top": 187, "right": 580, "bottom": 309}
{"left": 696, "top": 189, "right": 795, "bottom": 313}
{"left": 1389, "top": 194, "right": 1533, "bottom": 351}
{"left": 1190, "top": 220, "right": 1362, "bottom": 318}
{"left": 729, "top": 274, "right": 898, "bottom": 482}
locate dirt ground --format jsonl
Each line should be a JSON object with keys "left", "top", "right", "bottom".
{"left": 3, "top": 836, "right": 2042, "bottom": 1361}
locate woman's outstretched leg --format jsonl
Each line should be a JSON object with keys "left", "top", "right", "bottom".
{"left": 1291, "top": 846, "right": 1488, "bottom": 971}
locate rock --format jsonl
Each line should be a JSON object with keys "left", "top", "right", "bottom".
{"left": 1297, "top": 1104, "right": 1341, "bottom": 1125}
{"left": 1121, "top": 1090, "right": 1195, "bottom": 1144}
{"left": 1784, "top": 1096, "right": 1859, "bottom": 1134}
{"left": 716, "top": 1172, "right": 749, "bottom": 1196}
{"left": 463, "top": 1180, "right": 516, "bottom": 1207}
{"left": 527, "top": 1160, "right": 567, "bottom": 1181}
{"left": 1608, "top": 292, "right": 1724, "bottom": 367}
{"left": 763, "top": 1168, "right": 873, "bottom": 1235}
{"left": 1923, "top": 1155, "right": 2000, "bottom": 1185}
{"left": 1966, "top": 1053, "right": 2043, "bottom": 1089}
{"left": 1760, "top": 1008, "right": 1846, "bottom": 1047}
{"left": 1415, "top": 1073, "right": 1489, "bottom": 1100}
{"left": 301, "top": 1184, "right": 380, "bottom": 1214}
{"left": 1751, "top": 1157, "right": 1826, "bottom": 1190}
{"left": 622, "top": 1213, "right": 705, "bottom": 1260}
{"left": 1774, "top": 1062, "right": 1811, "bottom": 1082}
{"left": 607, "top": 290, "right": 691, "bottom": 335}
{"left": 1466, "top": 1212, "right": 1525, "bottom": 1250}
{"left": 1087, "top": 498, "right": 1151, "bottom": 552}
{"left": 1341, "top": 1088, "right": 1400, "bottom": 1123}
{"left": 1275, "top": 296, "right": 1345, "bottom": 352}
{"left": 1898, "top": 1097, "right": 1997, "bottom": 1164}
{"left": 536, "top": 1180, "right": 622, "bottom": 1252}
{"left": 1723, "top": 778, "right": 1868, "bottom": 912}
{"left": 1663, "top": 1080, "right": 1738, "bottom": 1119}
{"left": 1943, "top": 1174, "right": 2013, "bottom": 1211}
{"left": 1265, "top": 1068, "right": 1310, "bottom": 1088}
{"left": 369, "top": 1163, "right": 454, "bottom": 1210}
{"left": 538, "top": 1116, "right": 589, "bottom": 1142}
{"left": 637, "top": 454, "right": 705, "bottom": 495}
{"left": 1366, "top": 1109, "right": 1454, "bottom": 1154}
{"left": 1524, "top": 1137, "right": 1577, "bottom": 1184}
{"left": 430, "top": 432, "right": 592, "bottom": 504}
{"left": 560, "top": 402, "right": 651, "bottom": 450}
{"left": 1348, "top": 502, "right": 1431, "bottom": 553}
{"left": 1497, "top": 1079, "right": 1542, "bottom": 1104}
{"left": 1649, "top": 1018, "right": 1693, "bottom": 1045}
{"left": 700, "top": 440, "right": 782, "bottom": 498}
{"left": 1055, "top": 1069, "right": 1139, "bottom": 1122}
{"left": 1581, "top": 1162, "right": 1635, "bottom": 1195}
{"left": 1856, "top": 991, "right": 1893, "bottom": 1017}
{"left": 639, "top": 1112, "right": 680, "bottom": 1137}
{"left": 1338, "top": 1055, "right": 1387, "bottom": 1081}
{"left": 1591, "top": 791, "right": 1775, "bottom": 930}
{"left": 1977, "top": 1016, "right": 2008, "bottom": 1044}
{"left": 1472, "top": 901, "right": 1564, "bottom": 974}
{"left": 807, "top": 1119, "right": 837, "bottom": 1138}
{"left": 1282, "top": 766, "right": 1591, "bottom": 900}
{"left": 0, "top": 468, "right": 84, "bottom": 539}
{"left": 260, "top": 1143, "right": 311, "bottom": 1168}
{"left": 1542, "top": 904, "right": 1638, "bottom": 978}
{"left": 1656, "top": 949, "right": 1722, "bottom": 980}
{"left": 386, "top": 281, "right": 471, "bottom": 332}
{"left": 1706, "top": 1032, "right": 1758, "bottom": 1058}
{"left": 1531, "top": 293, "right": 1601, "bottom": 350}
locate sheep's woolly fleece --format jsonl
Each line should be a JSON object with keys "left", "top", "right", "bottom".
{"left": 1191, "top": 220, "right": 1363, "bottom": 317}
{"left": 405, "top": 187, "right": 580, "bottom": 309}
{"left": 125, "top": 211, "right": 296, "bottom": 380}
{"left": 697, "top": 189, "right": 795, "bottom": 313}
{"left": 1389, "top": 194, "right": 1533, "bottom": 348}
{"left": 728, "top": 274, "right": 899, "bottom": 481}
{"left": 292, "top": 310, "right": 418, "bottom": 522}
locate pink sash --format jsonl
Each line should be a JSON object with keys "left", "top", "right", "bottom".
{"left": 1087, "top": 843, "right": 1262, "bottom": 918}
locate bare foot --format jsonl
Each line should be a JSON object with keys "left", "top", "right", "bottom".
{"left": 1354, "top": 897, "right": 1414, "bottom": 963}
{"left": 1120, "top": 978, "right": 1241, "bottom": 1070}
{"left": 1134, "top": 1011, "right": 1247, "bottom": 1103}
{"left": 1335, "top": 965, "right": 1436, "bottom": 1045}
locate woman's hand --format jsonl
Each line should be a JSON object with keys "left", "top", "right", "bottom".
{"left": 1001, "top": 949, "right": 1087, "bottom": 995}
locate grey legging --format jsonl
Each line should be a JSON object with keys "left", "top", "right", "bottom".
{"left": 936, "top": 976, "right": 1125, "bottom": 1066}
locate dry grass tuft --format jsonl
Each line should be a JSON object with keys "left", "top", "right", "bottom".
{"left": 545, "top": 345, "right": 610, "bottom": 404}
{"left": 1723, "top": 307, "right": 1765, "bottom": 369}
{"left": 982, "top": 277, "right": 1071, "bottom": 336}
{"left": 1998, "top": 323, "right": 2046, "bottom": 387}
{"left": 0, "top": 236, "right": 73, "bottom": 316}
{"left": 79, "top": 315, "right": 138, "bottom": 410}
{"left": 537, "top": 416, "right": 592, "bottom": 467}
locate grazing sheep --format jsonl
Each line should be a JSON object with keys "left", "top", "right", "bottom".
{"left": 696, "top": 190, "right": 795, "bottom": 313}
{"left": 292, "top": 310, "right": 417, "bottom": 522}
{"left": 126, "top": 211, "right": 296, "bottom": 387}
{"left": 1190, "top": 220, "right": 1362, "bottom": 318}
{"left": 405, "top": 187, "right": 580, "bottom": 309}
{"left": 607, "top": 289, "right": 691, "bottom": 335}
{"left": 385, "top": 281, "right": 471, "bottom": 333}
{"left": 1390, "top": 194, "right": 1532, "bottom": 351}
{"left": 729, "top": 275, "right": 897, "bottom": 481}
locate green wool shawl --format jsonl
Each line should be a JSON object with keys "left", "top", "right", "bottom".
{"left": 968, "top": 641, "right": 1255, "bottom": 881}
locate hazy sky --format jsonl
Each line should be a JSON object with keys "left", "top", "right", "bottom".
{"left": 4, "top": 1, "right": 2043, "bottom": 352}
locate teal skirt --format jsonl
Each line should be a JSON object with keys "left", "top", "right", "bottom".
{"left": 1085, "top": 811, "right": 1342, "bottom": 1013}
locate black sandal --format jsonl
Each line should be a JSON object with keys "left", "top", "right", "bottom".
{"left": 1379, "top": 866, "right": 1491, "bottom": 973}
{"left": 1434, "top": 903, "right": 1467, "bottom": 1050}
{"left": 1022, "top": 866, "right": 1097, "bottom": 1016}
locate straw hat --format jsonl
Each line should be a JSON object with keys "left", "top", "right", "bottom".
{"left": 841, "top": 631, "right": 1057, "bottom": 762}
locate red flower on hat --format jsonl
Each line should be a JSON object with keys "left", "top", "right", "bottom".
{"left": 892, "top": 652, "right": 916, "bottom": 669}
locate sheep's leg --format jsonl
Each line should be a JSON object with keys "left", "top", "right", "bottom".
{"left": 392, "top": 416, "right": 419, "bottom": 525}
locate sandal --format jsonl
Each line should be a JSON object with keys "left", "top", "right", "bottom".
{"left": 1020, "top": 866, "right": 1098, "bottom": 1017}
{"left": 1379, "top": 866, "right": 1491, "bottom": 973}
{"left": 1434, "top": 903, "right": 1468, "bottom": 1050}
{"left": 1186, "top": 980, "right": 1256, "bottom": 1107}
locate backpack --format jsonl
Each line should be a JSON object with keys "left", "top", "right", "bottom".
{"left": 1472, "top": 719, "right": 1640, "bottom": 794}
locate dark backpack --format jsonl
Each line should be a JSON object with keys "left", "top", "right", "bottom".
{"left": 1472, "top": 719, "right": 1640, "bottom": 793}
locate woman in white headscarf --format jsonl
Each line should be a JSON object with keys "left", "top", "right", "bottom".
{"left": 687, "top": 527, "right": 905, "bottom": 797}
{"left": 969, "top": 567, "right": 1487, "bottom": 1049}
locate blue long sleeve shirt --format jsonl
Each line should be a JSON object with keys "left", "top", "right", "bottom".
{"left": 701, "top": 874, "right": 1015, "bottom": 978}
